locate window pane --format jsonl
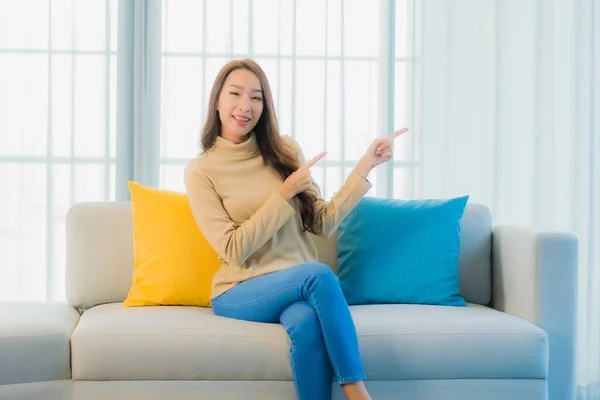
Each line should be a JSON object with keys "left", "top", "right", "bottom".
{"left": 162, "top": 0, "right": 204, "bottom": 53}
{"left": 253, "top": 58, "right": 278, "bottom": 99}
{"left": 325, "top": 164, "right": 342, "bottom": 200}
{"left": 73, "top": 164, "right": 109, "bottom": 202}
{"left": 271, "top": 60, "right": 293, "bottom": 137}
{"left": 395, "top": 0, "right": 410, "bottom": 58}
{"left": 160, "top": 164, "right": 186, "bottom": 193}
{"left": 204, "top": 57, "right": 229, "bottom": 88}
{"left": 343, "top": 0, "right": 379, "bottom": 57}
{"left": 253, "top": 0, "right": 294, "bottom": 55}
{"left": 110, "top": 55, "right": 117, "bottom": 157}
{"left": 0, "top": 54, "right": 48, "bottom": 157}
{"left": 73, "top": 55, "right": 108, "bottom": 157}
{"left": 0, "top": 1, "right": 49, "bottom": 49}
{"left": 53, "top": 163, "right": 109, "bottom": 218}
{"left": 0, "top": 163, "right": 47, "bottom": 301}
{"left": 51, "top": 0, "right": 108, "bottom": 51}
{"left": 343, "top": 61, "right": 378, "bottom": 161}
{"left": 394, "top": 62, "right": 417, "bottom": 162}
{"left": 325, "top": 61, "right": 342, "bottom": 161}
{"left": 53, "top": 163, "right": 110, "bottom": 300}
{"left": 252, "top": 57, "right": 293, "bottom": 137}
{"left": 231, "top": 0, "right": 249, "bottom": 54}
{"left": 51, "top": 55, "right": 73, "bottom": 157}
{"left": 311, "top": 166, "right": 325, "bottom": 196}
{"left": 326, "top": 0, "right": 342, "bottom": 56}
{"left": 393, "top": 166, "right": 419, "bottom": 199}
{"left": 295, "top": 60, "right": 326, "bottom": 158}
{"left": 161, "top": 57, "right": 203, "bottom": 159}
{"left": 296, "top": 0, "right": 326, "bottom": 56}
{"left": 51, "top": 57, "right": 116, "bottom": 159}
{"left": 110, "top": 0, "right": 118, "bottom": 52}
{"left": 205, "top": 1, "right": 232, "bottom": 54}
{"left": 51, "top": 164, "right": 71, "bottom": 302}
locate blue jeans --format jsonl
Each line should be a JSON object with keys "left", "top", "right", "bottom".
{"left": 211, "top": 262, "right": 367, "bottom": 400}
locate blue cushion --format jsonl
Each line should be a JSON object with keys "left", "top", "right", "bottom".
{"left": 337, "top": 196, "right": 469, "bottom": 306}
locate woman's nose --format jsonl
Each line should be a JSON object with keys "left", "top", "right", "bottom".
{"left": 238, "top": 97, "right": 251, "bottom": 112}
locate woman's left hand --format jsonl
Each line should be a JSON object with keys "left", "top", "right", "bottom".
{"left": 353, "top": 128, "right": 409, "bottom": 179}
{"left": 361, "top": 126, "right": 409, "bottom": 164}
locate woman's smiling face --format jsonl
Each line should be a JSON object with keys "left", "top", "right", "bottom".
{"left": 217, "top": 68, "right": 264, "bottom": 143}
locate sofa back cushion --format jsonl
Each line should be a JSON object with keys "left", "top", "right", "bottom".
{"left": 336, "top": 196, "right": 470, "bottom": 306}
{"left": 312, "top": 202, "right": 491, "bottom": 305}
{"left": 66, "top": 202, "right": 491, "bottom": 309}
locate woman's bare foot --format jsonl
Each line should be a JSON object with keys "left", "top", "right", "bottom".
{"left": 341, "top": 380, "right": 372, "bottom": 400}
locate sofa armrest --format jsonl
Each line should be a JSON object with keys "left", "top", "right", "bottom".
{"left": 491, "top": 226, "right": 578, "bottom": 400}
{"left": 0, "top": 302, "right": 81, "bottom": 385}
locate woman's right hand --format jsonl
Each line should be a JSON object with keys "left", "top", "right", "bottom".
{"left": 277, "top": 151, "right": 327, "bottom": 201}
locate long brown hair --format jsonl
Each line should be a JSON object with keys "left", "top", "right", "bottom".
{"left": 200, "top": 59, "right": 319, "bottom": 234}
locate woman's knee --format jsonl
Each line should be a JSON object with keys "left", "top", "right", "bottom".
{"left": 280, "top": 301, "right": 321, "bottom": 341}
{"left": 301, "top": 262, "right": 337, "bottom": 281}
{"left": 289, "top": 262, "right": 341, "bottom": 299}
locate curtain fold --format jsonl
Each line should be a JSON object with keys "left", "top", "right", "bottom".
{"left": 115, "top": 0, "right": 162, "bottom": 199}
{"left": 418, "top": 0, "right": 599, "bottom": 398}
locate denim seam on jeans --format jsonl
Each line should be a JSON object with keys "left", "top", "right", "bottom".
{"left": 338, "top": 373, "right": 367, "bottom": 384}
{"left": 308, "top": 289, "right": 350, "bottom": 383}
{"left": 305, "top": 275, "right": 365, "bottom": 385}
{"left": 311, "top": 293, "right": 366, "bottom": 385}
{"left": 279, "top": 318, "right": 305, "bottom": 400}
{"left": 211, "top": 280, "right": 305, "bottom": 308}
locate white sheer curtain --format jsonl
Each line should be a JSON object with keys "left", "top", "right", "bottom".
{"left": 417, "top": 0, "right": 599, "bottom": 398}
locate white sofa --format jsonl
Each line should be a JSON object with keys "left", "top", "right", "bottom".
{"left": 0, "top": 201, "right": 578, "bottom": 400}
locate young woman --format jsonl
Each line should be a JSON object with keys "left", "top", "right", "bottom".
{"left": 184, "top": 58, "right": 408, "bottom": 400}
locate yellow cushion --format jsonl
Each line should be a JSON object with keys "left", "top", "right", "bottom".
{"left": 124, "top": 181, "right": 221, "bottom": 307}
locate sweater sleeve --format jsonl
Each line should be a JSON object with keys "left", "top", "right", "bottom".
{"left": 184, "top": 159, "right": 296, "bottom": 267}
{"left": 283, "top": 136, "right": 372, "bottom": 238}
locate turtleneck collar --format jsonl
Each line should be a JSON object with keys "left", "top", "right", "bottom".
{"left": 213, "top": 132, "right": 259, "bottom": 157}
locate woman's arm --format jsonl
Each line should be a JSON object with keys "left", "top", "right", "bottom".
{"left": 184, "top": 160, "right": 296, "bottom": 267}
{"left": 284, "top": 128, "right": 409, "bottom": 238}
{"left": 283, "top": 136, "right": 372, "bottom": 238}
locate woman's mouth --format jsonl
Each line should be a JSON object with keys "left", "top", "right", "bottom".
{"left": 232, "top": 115, "right": 251, "bottom": 126}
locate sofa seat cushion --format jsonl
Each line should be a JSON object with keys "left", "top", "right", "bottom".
{"left": 353, "top": 303, "right": 548, "bottom": 380}
{"left": 0, "top": 302, "right": 81, "bottom": 384}
{"left": 70, "top": 303, "right": 547, "bottom": 381}
{"left": 71, "top": 303, "right": 292, "bottom": 381}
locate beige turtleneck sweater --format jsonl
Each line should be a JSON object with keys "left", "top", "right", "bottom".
{"left": 183, "top": 133, "right": 372, "bottom": 300}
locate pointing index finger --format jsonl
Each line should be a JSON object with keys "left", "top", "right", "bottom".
{"left": 303, "top": 151, "right": 327, "bottom": 169}
{"left": 388, "top": 127, "right": 409, "bottom": 139}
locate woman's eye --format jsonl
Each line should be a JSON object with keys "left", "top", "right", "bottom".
{"left": 252, "top": 97, "right": 263, "bottom": 101}
{"left": 230, "top": 92, "right": 239, "bottom": 96}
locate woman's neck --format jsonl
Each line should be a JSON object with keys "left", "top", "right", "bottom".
{"left": 213, "top": 131, "right": 259, "bottom": 158}
{"left": 220, "top": 131, "right": 250, "bottom": 144}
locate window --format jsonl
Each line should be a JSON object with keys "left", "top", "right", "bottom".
{"left": 159, "top": 0, "right": 420, "bottom": 200}
{"left": 0, "top": 0, "right": 418, "bottom": 301}
{"left": 0, "top": 0, "right": 118, "bottom": 301}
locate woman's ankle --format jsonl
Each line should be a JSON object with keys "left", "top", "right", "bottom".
{"left": 341, "top": 381, "right": 372, "bottom": 400}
